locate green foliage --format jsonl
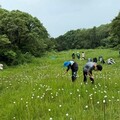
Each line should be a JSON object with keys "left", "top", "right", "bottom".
{"left": 0, "top": 8, "right": 55, "bottom": 65}
{"left": 111, "top": 12, "right": 120, "bottom": 37}
{"left": 55, "top": 24, "right": 111, "bottom": 51}
{"left": 12, "top": 52, "right": 34, "bottom": 65}
{"left": 0, "top": 9, "right": 49, "bottom": 55}
{"left": 0, "top": 34, "right": 11, "bottom": 45}
{"left": 110, "top": 12, "right": 120, "bottom": 47}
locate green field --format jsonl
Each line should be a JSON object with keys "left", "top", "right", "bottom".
{"left": 0, "top": 49, "right": 120, "bottom": 120}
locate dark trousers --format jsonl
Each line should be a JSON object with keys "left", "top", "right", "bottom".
{"left": 83, "top": 71, "right": 94, "bottom": 84}
{"left": 72, "top": 71, "right": 77, "bottom": 82}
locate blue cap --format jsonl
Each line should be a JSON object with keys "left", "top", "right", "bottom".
{"left": 64, "top": 61, "right": 70, "bottom": 67}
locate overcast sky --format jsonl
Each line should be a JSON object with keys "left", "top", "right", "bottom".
{"left": 1, "top": 0, "right": 120, "bottom": 37}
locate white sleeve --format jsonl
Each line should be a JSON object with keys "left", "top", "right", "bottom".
{"left": 70, "top": 61, "right": 74, "bottom": 65}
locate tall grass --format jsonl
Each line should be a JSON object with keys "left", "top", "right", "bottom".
{"left": 0, "top": 49, "right": 120, "bottom": 120}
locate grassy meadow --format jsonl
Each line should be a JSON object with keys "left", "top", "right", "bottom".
{"left": 0, "top": 49, "right": 120, "bottom": 120}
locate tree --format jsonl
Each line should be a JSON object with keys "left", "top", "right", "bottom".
{"left": 0, "top": 10, "right": 49, "bottom": 56}
{"left": 0, "top": 8, "right": 54, "bottom": 65}
{"left": 110, "top": 12, "right": 120, "bottom": 47}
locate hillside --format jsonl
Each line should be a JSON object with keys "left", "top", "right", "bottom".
{"left": 0, "top": 49, "right": 120, "bottom": 120}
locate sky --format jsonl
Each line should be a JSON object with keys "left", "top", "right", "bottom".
{"left": 0, "top": 0, "right": 120, "bottom": 38}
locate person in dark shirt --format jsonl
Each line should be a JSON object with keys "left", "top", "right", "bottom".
{"left": 76, "top": 52, "right": 80, "bottom": 60}
{"left": 93, "top": 57, "right": 97, "bottom": 63}
{"left": 83, "top": 62, "right": 102, "bottom": 84}
{"left": 72, "top": 53, "right": 75, "bottom": 59}
{"left": 64, "top": 61, "right": 78, "bottom": 82}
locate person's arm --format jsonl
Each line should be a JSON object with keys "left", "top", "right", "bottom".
{"left": 94, "top": 63, "right": 97, "bottom": 70}
{"left": 88, "top": 65, "right": 95, "bottom": 78}
{"left": 64, "top": 65, "right": 70, "bottom": 74}
{"left": 88, "top": 72, "right": 94, "bottom": 79}
{"left": 64, "top": 70, "right": 68, "bottom": 74}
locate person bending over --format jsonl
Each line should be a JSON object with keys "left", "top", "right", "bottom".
{"left": 83, "top": 62, "right": 102, "bottom": 84}
{"left": 64, "top": 61, "right": 78, "bottom": 82}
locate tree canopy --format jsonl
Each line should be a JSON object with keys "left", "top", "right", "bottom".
{"left": 55, "top": 24, "right": 111, "bottom": 51}
{"left": 0, "top": 8, "right": 54, "bottom": 65}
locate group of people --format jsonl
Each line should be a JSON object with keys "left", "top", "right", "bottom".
{"left": 64, "top": 50, "right": 118, "bottom": 83}
{"left": 87, "top": 56, "right": 116, "bottom": 65}
{"left": 72, "top": 52, "right": 85, "bottom": 60}
{"left": 87, "top": 56, "right": 105, "bottom": 64}
{"left": 64, "top": 60, "right": 102, "bottom": 84}
{"left": 53, "top": 50, "right": 117, "bottom": 84}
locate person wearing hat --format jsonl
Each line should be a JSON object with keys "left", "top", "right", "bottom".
{"left": 83, "top": 62, "right": 102, "bottom": 84}
{"left": 64, "top": 61, "right": 78, "bottom": 82}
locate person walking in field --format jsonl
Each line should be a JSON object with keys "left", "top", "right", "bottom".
{"left": 81, "top": 52, "right": 85, "bottom": 60}
{"left": 83, "top": 62, "right": 102, "bottom": 84}
{"left": 93, "top": 57, "right": 97, "bottom": 63}
{"left": 76, "top": 52, "right": 80, "bottom": 60}
{"left": 72, "top": 52, "right": 75, "bottom": 59}
{"left": 64, "top": 60, "right": 78, "bottom": 82}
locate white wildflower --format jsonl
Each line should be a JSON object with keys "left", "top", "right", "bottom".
{"left": 77, "top": 89, "right": 79, "bottom": 92}
{"left": 51, "top": 96, "right": 54, "bottom": 98}
{"left": 89, "top": 94, "right": 93, "bottom": 97}
{"left": 104, "top": 90, "right": 107, "bottom": 93}
{"left": 85, "top": 105, "right": 88, "bottom": 109}
{"left": 101, "top": 91, "right": 103, "bottom": 94}
{"left": 117, "top": 99, "right": 119, "bottom": 102}
{"left": 59, "top": 105, "right": 62, "bottom": 107}
{"left": 86, "top": 90, "right": 88, "bottom": 93}
{"left": 13, "top": 117, "right": 16, "bottom": 119}
{"left": 104, "top": 95, "right": 107, "bottom": 98}
{"left": 112, "top": 96, "right": 114, "bottom": 99}
{"left": 62, "top": 88, "right": 64, "bottom": 91}
{"left": 105, "top": 86, "right": 107, "bottom": 88}
{"left": 90, "top": 97, "right": 92, "bottom": 100}
{"left": 66, "top": 113, "right": 69, "bottom": 116}
{"left": 41, "top": 97, "right": 43, "bottom": 99}
{"left": 37, "top": 96, "right": 40, "bottom": 98}
{"left": 97, "top": 101, "right": 100, "bottom": 104}
{"left": 103, "top": 100, "right": 106, "bottom": 103}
